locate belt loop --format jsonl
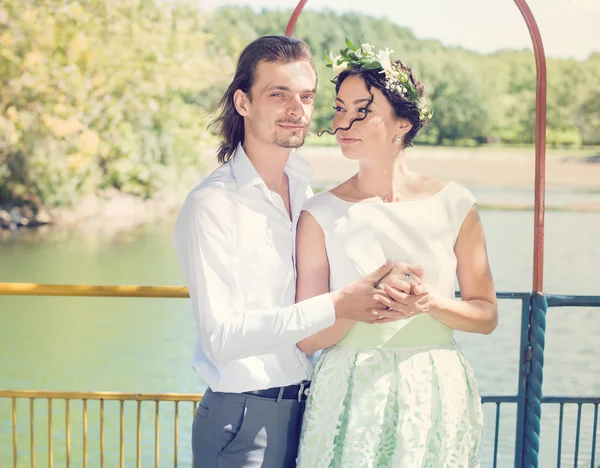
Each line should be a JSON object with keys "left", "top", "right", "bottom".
{"left": 297, "top": 382, "right": 305, "bottom": 402}
{"left": 276, "top": 386, "right": 285, "bottom": 403}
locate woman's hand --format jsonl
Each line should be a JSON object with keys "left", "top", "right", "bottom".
{"left": 376, "top": 262, "right": 423, "bottom": 294}
{"left": 372, "top": 283, "right": 441, "bottom": 324}
{"left": 369, "top": 262, "right": 424, "bottom": 321}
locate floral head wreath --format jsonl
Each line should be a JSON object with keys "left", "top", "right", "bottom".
{"left": 326, "top": 38, "right": 433, "bottom": 121}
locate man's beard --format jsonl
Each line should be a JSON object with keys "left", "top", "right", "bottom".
{"left": 273, "top": 132, "right": 307, "bottom": 149}
{"left": 272, "top": 119, "right": 308, "bottom": 148}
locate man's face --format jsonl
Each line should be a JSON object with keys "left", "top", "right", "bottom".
{"left": 238, "top": 60, "right": 317, "bottom": 149}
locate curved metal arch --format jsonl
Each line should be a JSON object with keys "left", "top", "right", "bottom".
{"left": 285, "top": 0, "right": 547, "bottom": 294}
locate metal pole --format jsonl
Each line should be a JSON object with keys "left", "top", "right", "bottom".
{"left": 513, "top": 0, "right": 547, "bottom": 294}
{"left": 512, "top": 2, "right": 548, "bottom": 467}
{"left": 284, "top": 2, "right": 549, "bottom": 467}
{"left": 284, "top": 0, "right": 307, "bottom": 37}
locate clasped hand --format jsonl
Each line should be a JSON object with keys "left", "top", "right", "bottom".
{"left": 371, "top": 263, "right": 440, "bottom": 324}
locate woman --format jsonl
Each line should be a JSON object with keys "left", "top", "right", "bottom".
{"left": 295, "top": 39, "right": 497, "bottom": 467}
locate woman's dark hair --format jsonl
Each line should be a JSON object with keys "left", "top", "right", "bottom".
{"left": 321, "top": 60, "right": 426, "bottom": 148}
{"left": 211, "top": 36, "right": 315, "bottom": 164}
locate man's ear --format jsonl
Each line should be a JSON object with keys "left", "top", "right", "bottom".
{"left": 233, "top": 89, "right": 251, "bottom": 117}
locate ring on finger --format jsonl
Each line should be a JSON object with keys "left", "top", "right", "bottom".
{"left": 404, "top": 273, "right": 414, "bottom": 283}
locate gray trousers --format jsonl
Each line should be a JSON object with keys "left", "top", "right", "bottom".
{"left": 192, "top": 388, "right": 305, "bottom": 467}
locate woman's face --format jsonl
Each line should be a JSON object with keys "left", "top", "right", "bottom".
{"left": 332, "top": 75, "right": 403, "bottom": 160}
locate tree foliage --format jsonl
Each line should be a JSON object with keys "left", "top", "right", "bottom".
{"left": 205, "top": 8, "right": 600, "bottom": 148}
{"left": 0, "top": 0, "right": 225, "bottom": 207}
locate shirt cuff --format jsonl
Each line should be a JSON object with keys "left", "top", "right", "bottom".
{"left": 298, "top": 293, "right": 336, "bottom": 332}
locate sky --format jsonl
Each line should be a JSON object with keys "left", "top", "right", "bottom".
{"left": 198, "top": 0, "right": 600, "bottom": 60}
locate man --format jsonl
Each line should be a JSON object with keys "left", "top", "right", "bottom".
{"left": 173, "top": 35, "right": 419, "bottom": 467}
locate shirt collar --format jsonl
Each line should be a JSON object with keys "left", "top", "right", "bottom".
{"left": 231, "top": 143, "right": 312, "bottom": 192}
{"left": 231, "top": 144, "right": 263, "bottom": 192}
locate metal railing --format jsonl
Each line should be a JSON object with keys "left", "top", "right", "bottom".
{"left": 0, "top": 390, "right": 202, "bottom": 468}
{"left": 542, "top": 295, "right": 600, "bottom": 468}
{"left": 0, "top": 283, "right": 189, "bottom": 298}
{"left": 1, "top": 285, "right": 599, "bottom": 467}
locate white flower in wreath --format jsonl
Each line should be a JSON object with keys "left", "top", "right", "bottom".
{"left": 377, "top": 47, "right": 394, "bottom": 71}
{"left": 361, "top": 43, "right": 374, "bottom": 55}
{"left": 332, "top": 56, "right": 348, "bottom": 76}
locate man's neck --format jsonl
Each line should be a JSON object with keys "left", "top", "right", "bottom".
{"left": 242, "top": 137, "right": 291, "bottom": 192}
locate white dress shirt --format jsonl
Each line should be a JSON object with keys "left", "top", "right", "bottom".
{"left": 173, "top": 144, "right": 336, "bottom": 393}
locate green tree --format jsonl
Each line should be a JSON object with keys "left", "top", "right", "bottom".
{"left": 0, "top": 0, "right": 219, "bottom": 207}
{"left": 576, "top": 91, "right": 600, "bottom": 145}
{"left": 424, "top": 62, "right": 491, "bottom": 145}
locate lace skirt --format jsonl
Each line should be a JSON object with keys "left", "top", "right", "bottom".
{"left": 296, "top": 341, "right": 483, "bottom": 468}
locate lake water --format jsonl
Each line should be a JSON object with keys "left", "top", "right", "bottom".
{"left": 1, "top": 207, "right": 598, "bottom": 466}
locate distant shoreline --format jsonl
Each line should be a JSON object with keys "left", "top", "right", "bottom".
{"left": 305, "top": 146, "right": 600, "bottom": 212}
{"left": 299, "top": 145, "right": 600, "bottom": 190}
{"left": 2, "top": 145, "right": 599, "bottom": 237}
{"left": 202, "top": 144, "right": 600, "bottom": 210}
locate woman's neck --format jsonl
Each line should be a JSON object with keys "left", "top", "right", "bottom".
{"left": 354, "top": 150, "right": 412, "bottom": 199}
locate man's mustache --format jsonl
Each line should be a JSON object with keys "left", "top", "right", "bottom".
{"left": 276, "top": 119, "right": 308, "bottom": 126}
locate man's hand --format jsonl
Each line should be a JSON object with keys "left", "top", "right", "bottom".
{"left": 331, "top": 261, "right": 425, "bottom": 323}
{"left": 331, "top": 260, "right": 398, "bottom": 323}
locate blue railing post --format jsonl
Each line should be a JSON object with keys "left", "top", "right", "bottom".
{"left": 514, "top": 294, "right": 532, "bottom": 468}
{"left": 521, "top": 293, "right": 548, "bottom": 468}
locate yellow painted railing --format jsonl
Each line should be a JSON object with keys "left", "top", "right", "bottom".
{"left": 0, "top": 390, "right": 203, "bottom": 468}
{"left": 0, "top": 283, "right": 199, "bottom": 466}
{"left": 0, "top": 283, "right": 189, "bottom": 298}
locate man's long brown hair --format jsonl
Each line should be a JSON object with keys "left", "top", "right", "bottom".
{"left": 210, "top": 36, "right": 315, "bottom": 164}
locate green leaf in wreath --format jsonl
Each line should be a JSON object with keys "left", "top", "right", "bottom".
{"left": 362, "top": 61, "right": 381, "bottom": 70}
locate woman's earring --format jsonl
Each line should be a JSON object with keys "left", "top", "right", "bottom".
{"left": 394, "top": 137, "right": 401, "bottom": 144}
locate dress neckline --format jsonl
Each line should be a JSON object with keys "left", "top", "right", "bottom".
{"left": 326, "top": 181, "right": 454, "bottom": 206}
